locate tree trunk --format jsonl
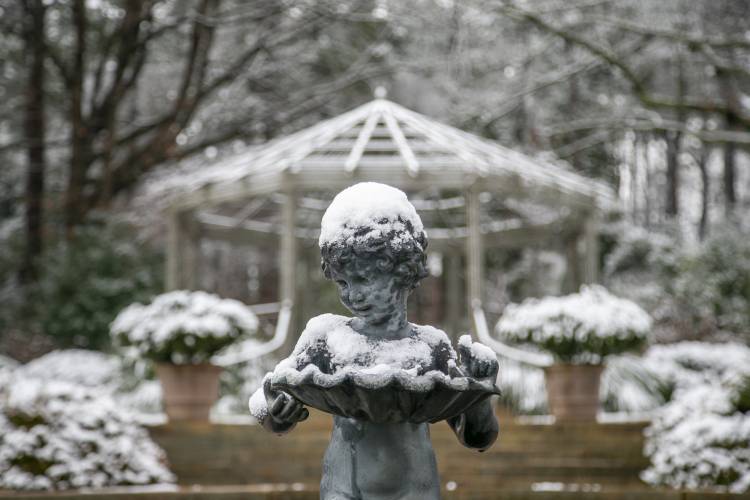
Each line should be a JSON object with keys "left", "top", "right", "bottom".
{"left": 698, "top": 143, "right": 710, "bottom": 240}
{"left": 722, "top": 117, "right": 737, "bottom": 218}
{"left": 19, "top": 0, "right": 47, "bottom": 284}
{"left": 64, "top": 0, "right": 88, "bottom": 238}
{"left": 664, "top": 130, "right": 680, "bottom": 218}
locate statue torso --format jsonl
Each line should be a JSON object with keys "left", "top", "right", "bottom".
{"left": 321, "top": 416, "right": 440, "bottom": 500}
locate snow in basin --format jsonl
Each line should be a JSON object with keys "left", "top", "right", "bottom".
{"left": 249, "top": 314, "right": 497, "bottom": 420}
{"left": 318, "top": 183, "right": 425, "bottom": 248}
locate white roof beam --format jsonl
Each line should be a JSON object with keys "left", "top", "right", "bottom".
{"left": 345, "top": 110, "right": 380, "bottom": 173}
{"left": 382, "top": 108, "right": 420, "bottom": 177}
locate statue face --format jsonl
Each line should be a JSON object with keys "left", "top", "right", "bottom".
{"left": 329, "top": 263, "right": 407, "bottom": 327}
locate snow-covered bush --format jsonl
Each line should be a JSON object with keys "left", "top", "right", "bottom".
{"left": 7, "top": 349, "right": 163, "bottom": 418}
{"left": 642, "top": 382, "right": 750, "bottom": 493}
{"left": 641, "top": 342, "right": 750, "bottom": 492}
{"left": 111, "top": 290, "right": 259, "bottom": 364}
{"left": 17, "top": 349, "right": 121, "bottom": 390}
{"left": 0, "top": 377, "right": 174, "bottom": 491}
{"left": 495, "top": 285, "right": 651, "bottom": 364}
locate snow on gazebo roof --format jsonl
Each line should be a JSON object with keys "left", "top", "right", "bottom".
{"left": 162, "top": 91, "right": 615, "bottom": 213}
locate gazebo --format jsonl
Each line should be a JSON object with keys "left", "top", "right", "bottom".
{"left": 165, "top": 91, "right": 615, "bottom": 366}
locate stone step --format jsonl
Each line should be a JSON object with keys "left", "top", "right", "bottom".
{"left": 2, "top": 485, "right": 749, "bottom": 500}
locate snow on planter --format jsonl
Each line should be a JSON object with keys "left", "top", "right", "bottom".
{"left": 0, "top": 377, "right": 174, "bottom": 491}
{"left": 495, "top": 285, "right": 651, "bottom": 364}
{"left": 111, "top": 290, "right": 259, "bottom": 364}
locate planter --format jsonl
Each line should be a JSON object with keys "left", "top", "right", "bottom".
{"left": 156, "top": 363, "right": 223, "bottom": 422}
{"left": 544, "top": 364, "right": 604, "bottom": 422}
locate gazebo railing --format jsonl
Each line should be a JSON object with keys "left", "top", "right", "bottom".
{"left": 471, "top": 301, "right": 553, "bottom": 368}
{"left": 212, "top": 300, "right": 293, "bottom": 367}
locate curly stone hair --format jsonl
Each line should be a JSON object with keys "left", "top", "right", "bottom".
{"left": 320, "top": 217, "right": 429, "bottom": 290}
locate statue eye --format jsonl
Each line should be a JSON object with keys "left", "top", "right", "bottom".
{"left": 336, "top": 280, "right": 348, "bottom": 288}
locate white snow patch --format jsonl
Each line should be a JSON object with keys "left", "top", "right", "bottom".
{"left": 318, "top": 183, "right": 425, "bottom": 249}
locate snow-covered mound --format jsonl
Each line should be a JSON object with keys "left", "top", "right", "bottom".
{"left": 642, "top": 382, "right": 750, "bottom": 493}
{"left": 495, "top": 285, "right": 651, "bottom": 364}
{"left": 111, "top": 290, "right": 259, "bottom": 364}
{"left": 319, "top": 183, "right": 425, "bottom": 250}
{"left": 640, "top": 342, "right": 750, "bottom": 493}
{"left": 17, "top": 349, "right": 122, "bottom": 390}
{"left": 0, "top": 377, "right": 174, "bottom": 491}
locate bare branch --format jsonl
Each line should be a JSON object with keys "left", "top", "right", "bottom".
{"left": 542, "top": 116, "right": 750, "bottom": 146}
{"left": 494, "top": 1, "right": 750, "bottom": 128}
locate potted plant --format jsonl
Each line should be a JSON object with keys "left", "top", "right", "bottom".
{"left": 111, "top": 290, "right": 258, "bottom": 422}
{"left": 495, "top": 285, "right": 651, "bottom": 422}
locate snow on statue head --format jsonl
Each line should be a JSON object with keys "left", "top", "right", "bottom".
{"left": 319, "top": 182, "right": 428, "bottom": 291}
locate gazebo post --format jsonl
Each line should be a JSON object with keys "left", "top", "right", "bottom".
{"left": 166, "top": 209, "right": 201, "bottom": 290}
{"left": 582, "top": 213, "right": 599, "bottom": 284}
{"left": 563, "top": 233, "right": 581, "bottom": 293}
{"left": 445, "top": 249, "right": 462, "bottom": 342}
{"left": 279, "top": 186, "right": 298, "bottom": 355}
{"left": 466, "top": 187, "right": 484, "bottom": 339}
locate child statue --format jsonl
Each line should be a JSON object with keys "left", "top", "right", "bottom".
{"left": 250, "top": 182, "right": 500, "bottom": 499}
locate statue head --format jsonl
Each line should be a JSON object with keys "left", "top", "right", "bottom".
{"left": 319, "top": 183, "right": 428, "bottom": 326}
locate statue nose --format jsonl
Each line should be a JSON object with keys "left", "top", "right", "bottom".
{"left": 351, "top": 290, "right": 365, "bottom": 303}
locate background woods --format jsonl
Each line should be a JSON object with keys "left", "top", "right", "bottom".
{"left": 1, "top": 0, "right": 749, "bottom": 356}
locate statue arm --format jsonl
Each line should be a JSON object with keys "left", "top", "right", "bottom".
{"left": 447, "top": 336, "right": 499, "bottom": 451}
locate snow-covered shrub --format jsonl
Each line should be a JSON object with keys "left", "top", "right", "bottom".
{"left": 495, "top": 285, "right": 651, "bottom": 364}
{"left": 17, "top": 349, "right": 121, "bottom": 391}
{"left": 111, "top": 290, "right": 259, "bottom": 364}
{"left": 0, "top": 377, "right": 174, "bottom": 491}
{"left": 641, "top": 342, "right": 750, "bottom": 492}
{"left": 642, "top": 382, "right": 750, "bottom": 493}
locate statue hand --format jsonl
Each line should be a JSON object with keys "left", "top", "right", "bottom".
{"left": 457, "top": 339, "right": 499, "bottom": 381}
{"left": 264, "top": 377, "right": 309, "bottom": 425}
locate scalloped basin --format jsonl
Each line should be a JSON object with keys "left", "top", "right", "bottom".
{"left": 270, "top": 369, "right": 500, "bottom": 424}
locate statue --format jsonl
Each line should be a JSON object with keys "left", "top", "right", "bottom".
{"left": 249, "top": 182, "right": 500, "bottom": 499}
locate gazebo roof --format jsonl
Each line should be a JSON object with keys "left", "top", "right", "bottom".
{"left": 168, "top": 95, "right": 615, "bottom": 213}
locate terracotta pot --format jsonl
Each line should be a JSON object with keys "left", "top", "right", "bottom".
{"left": 156, "top": 363, "right": 223, "bottom": 422}
{"left": 544, "top": 364, "right": 604, "bottom": 422}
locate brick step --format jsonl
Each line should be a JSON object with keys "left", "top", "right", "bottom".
{"left": 2, "top": 485, "right": 749, "bottom": 500}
